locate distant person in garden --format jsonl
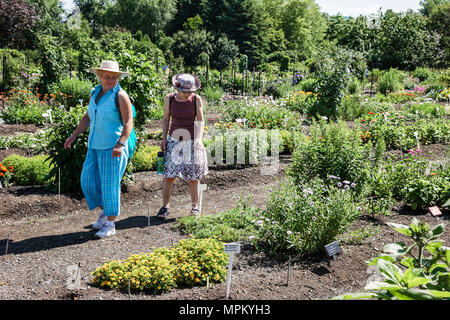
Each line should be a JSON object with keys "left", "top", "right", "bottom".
{"left": 63, "top": 60, "right": 133, "bottom": 238}
{"left": 157, "top": 73, "right": 209, "bottom": 219}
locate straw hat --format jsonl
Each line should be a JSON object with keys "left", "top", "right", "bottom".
{"left": 87, "top": 60, "right": 129, "bottom": 78}
{"left": 172, "top": 73, "right": 201, "bottom": 92}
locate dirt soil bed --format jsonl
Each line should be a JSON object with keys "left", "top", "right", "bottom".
{"left": 0, "top": 154, "right": 448, "bottom": 301}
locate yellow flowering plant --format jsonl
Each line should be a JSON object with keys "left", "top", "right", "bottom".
{"left": 91, "top": 238, "right": 228, "bottom": 294}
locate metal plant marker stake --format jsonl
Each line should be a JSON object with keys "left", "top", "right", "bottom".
{"left": 286, "top": 255, "right": 291, "bottom": 286}
{"left": 197, "top": 184, "right": 207, "bottom": 216}
{"left": 414, "top": 131, "right": 420, "bottom": 151}
{"left": 224, "top": 242, "right": 240, "bottom": 299}
{"left": 58, "top": 168, "right": 61, "bottom": 201}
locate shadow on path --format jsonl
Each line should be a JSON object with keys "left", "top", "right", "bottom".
{"left": 0, "top": 216, "right": 176, "bottom": 256}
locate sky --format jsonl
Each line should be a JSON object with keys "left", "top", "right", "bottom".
{"left": 62, "top": 0, "right": 422, "bottom": 16}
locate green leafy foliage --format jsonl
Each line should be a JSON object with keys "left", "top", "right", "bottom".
{"left": 252, "top": 177, "right": 361, "bottom": 255}
{"left": 2, "top": 154, "right": 54, "bottom": 186}
{"left": 44, "top": 106, "right": 88, "bottom": 192}
{"left": 334, "top": 218, "right": 450, "bottom": 300}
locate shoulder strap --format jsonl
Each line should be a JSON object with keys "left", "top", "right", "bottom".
{"left": 194, "top": 95, "right": 197, "bottom": 119}
{"left": 169, "top": 93, "right": 175, "bottom": 115}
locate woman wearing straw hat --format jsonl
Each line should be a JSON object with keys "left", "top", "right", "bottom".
{"left": 156, "top": 73, "right": 209, "bottom": 219}
{"left": 64, "top": 60, "right": 133, "bottom": 238}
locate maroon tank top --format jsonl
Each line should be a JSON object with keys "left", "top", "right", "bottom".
{"left": 169, "top": 94, "right": 196, "bottom": 141}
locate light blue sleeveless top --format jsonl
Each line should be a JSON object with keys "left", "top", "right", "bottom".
{"left": 87, "top": 83, "right": 123, "bottom": 150}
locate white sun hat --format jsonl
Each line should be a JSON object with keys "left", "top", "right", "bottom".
{"left": 87, "top": 60, "right": 129, "bottom": 78}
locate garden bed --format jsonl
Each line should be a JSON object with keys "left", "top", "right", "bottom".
{"left": 0, "top": 156, "right": 448, "bottom": 300}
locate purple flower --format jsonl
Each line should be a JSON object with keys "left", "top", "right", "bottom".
{"left": 337, "top": 182, "right": 342, "bottom": 188}
{"left": 312, "top": 216, "right": 317, "bottom": 221}
{"left": 351, "top": 182, "right": 356, "bottom": 188}
{"left": 256, "top": 220, "right": 263, "bottom": 226}
{"left": 344, "top": 185, "right": 350, "bottom": 190}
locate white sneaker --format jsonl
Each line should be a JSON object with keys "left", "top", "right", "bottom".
{"left": 92, "top": 210, "right": 107, "bottom": 230}
{"left": 95, "top": 222, "right": 116, "bottom": 238}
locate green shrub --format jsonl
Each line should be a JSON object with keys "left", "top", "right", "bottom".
{"left": 204, "top": 86, "right": 224, "bottom": 102}
{"left": 2, "top": 154, "right": 54, "bottom": 186}
{"left": 412, "top": 67, "right": 435, "bottom": 82}
{"left": 252, "top": 177, "right": 361, "bottom": 255}
{"left": 378, "top": 71, "right": 401, "bottom": 95}
{"left": 347, "top": 77, "right": 361, "bottom": 95}
{"left": 299, "top": 78, "right": 318, "bottom": 93}
{"left": 280, "top": 56, "right": 290, "bottom": 72}
{"left": 370, "top": 157, "right": 429, "bottom": 200}
{"left": 404, "top": 102, "right": 447, "bottom": 118}
{"left": 50, "top": 77, "right": 93, "bottom": 109}
{"left": 44, "top": 106, "right": 88, "bottom": 192}
{"left": 288, "top": 119, "right": 376, "bottom": 196}
{"left": 0, "top": 49, "right": 27, "bottom": 90}
{"left": 219, "top": 98, "right": 300, "bottom": 130}
{"left": 132, "top": 145, "right": 159, "bottom": 172}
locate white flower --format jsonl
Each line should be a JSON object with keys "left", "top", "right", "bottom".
{"left": 343, "top": 180, "right": 350, "bottom": 184}
{"left": 287, "top": 231, "right": 293, "bottom": 235}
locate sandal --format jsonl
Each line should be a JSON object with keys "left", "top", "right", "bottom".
{"left": 157, "top": 206, "right": 169, "bottom": 220}
{"left": 191, "top": 205, "right": 200, "bottom": 216}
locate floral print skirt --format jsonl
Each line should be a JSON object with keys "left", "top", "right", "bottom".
{"left": 163, "top": 136, "right": 209, "bottom": 181}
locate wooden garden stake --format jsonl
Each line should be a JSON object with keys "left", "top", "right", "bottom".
{"left": 206, "top": 276, "right": 210, "bottom": 291}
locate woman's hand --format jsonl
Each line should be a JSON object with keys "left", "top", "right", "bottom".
{"left": 112, "top": 143, "right": 124, "bottom": 158}
{"left": 64, "top": 134, "right": 77, "bottom": 149}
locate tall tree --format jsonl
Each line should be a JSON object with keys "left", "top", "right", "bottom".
{"left": 26, "top": 0, "right": 66, "bottom": 37}
{"left": 74, "top": 0, "right": 112, "bottom": 37}
{"left": 105, "top": 0, "right": 177, "bottom": 43}
{"left": 216, "top": 0, "right": 270, "bottom": 68}
{"left": 419, "top": 0, "right": 449, "bottom": 16}
{"left": 279, "top": 0, "right": 326, "bottom": 60}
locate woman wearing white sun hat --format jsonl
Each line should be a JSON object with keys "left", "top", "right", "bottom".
{"left": 64, "top": 60, "right": 133, "bottom": 238}
{"left": 156, "top": 73, "right": 209, "bottom": 220}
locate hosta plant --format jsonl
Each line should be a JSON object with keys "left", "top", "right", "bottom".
{"left": 333, "top": 218, "right": 450, "bottom": 300}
